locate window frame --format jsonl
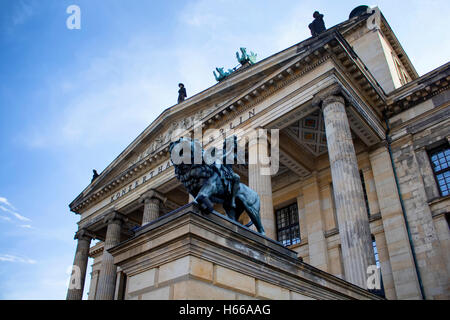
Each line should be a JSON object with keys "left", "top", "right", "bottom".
{"left": 428, "top": 144, "right": 450, "bottom": 197}
{"left": 275, "top": 203, "right": 301, "bottom": 247}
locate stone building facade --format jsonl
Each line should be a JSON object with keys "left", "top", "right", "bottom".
{"left": 67, "top": 6, "right": 449, "bottom": 300}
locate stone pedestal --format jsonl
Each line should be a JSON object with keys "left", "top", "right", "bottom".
{"left": 322, "top": 95, "right": 374, "bottom": 289}
{"left": 109, "top": 204, "right": 382, "bottom": 300}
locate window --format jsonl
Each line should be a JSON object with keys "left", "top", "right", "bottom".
{"left": 370, "top": 235, "right": 385, "bottom": 298}
{"left": 429, "top": 145, "right": 450, "bottom": 197}
{"left": 360, "top": 170, "right": 371, "bottom": 218}
{"left": 372, "top": 236, "right": 380, "bottom": 268}
{"left": 275, "top": 203, "right": 300, "bottom": 246}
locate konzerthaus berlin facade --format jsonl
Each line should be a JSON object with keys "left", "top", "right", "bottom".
{"left": 67, "top": 6, "right": 450, "bottom": 300}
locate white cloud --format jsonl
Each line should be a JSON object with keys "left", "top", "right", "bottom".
{"left": 0, "top": 197, "right": 16, "bottom": 210}
{"left": 12, "top": 212, "right": 31, "bottom": 222}
{"left": 0, "top": 254, "right": 36, "bottom": 264}
{"left": 0, "top": 197, "right": 32, "bottom": 223}
{"left": 10, "top": 0, "right": 36, "bottom": 26}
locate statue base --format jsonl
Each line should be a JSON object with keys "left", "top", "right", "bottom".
{"left": 109, "top": 203, "right": 381, "bottom": 300}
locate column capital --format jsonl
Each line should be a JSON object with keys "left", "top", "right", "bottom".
{"left": 74, "top": 228, "right": 95, "bottom": 241}
{"left": 103, "top": 210, "right": 127, "bottom": 226}
{"left": 140, "top": 189, "right": 167, "bottom": 204}
{"left": 322, "top": 94, "right": 345, "bottom": 106}
{"left": 311, "top": 84, "right": 346, "bottom": 108}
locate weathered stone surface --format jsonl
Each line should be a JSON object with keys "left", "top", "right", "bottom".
{"left": 390, "top": 133, "right": 450, "bottom": 299}
{"left": 141, "top": 286, "right": 171, "bottom": 300}
{"left": 249, "top": 139, "right": 276, "bottom": 239}
{"left": 159, "top": 256, "right": 214, "bottom": 284}
{"left": 256, "top": 280, "right": 290, "bottom": 300}
{"left": 109, "top": 204, "right": 382, "bottom": 300}
{"left": 96, "top": 212, "right": 125, "bottom": 300}
{"left": 322, "top": 95, "right": 374, "bottom": 289}
{"left": 214, "top": 265, "right": 256, "bottom": 296}
{"left": 302, "top": 174, "right": 329, "bottom": 272}
{"left": 290, "top": 291, "right": 315, "bottom": 300}
{"left": 128, "top": 268, "right": 156, "bottom": 294}
{"left": 141, "top": 189, "right": 167, "bottom": 225}
{"left": 66, "top": 230, "right": 93, "bottom": 300}
{"left": 173, "top": 279, "right": 236, "bottom": 300}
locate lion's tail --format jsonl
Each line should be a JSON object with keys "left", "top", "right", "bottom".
{"left": 245, "top": 221, "right": 254, "bottom": 228}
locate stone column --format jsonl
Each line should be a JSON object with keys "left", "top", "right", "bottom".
{"left": 140, "top": 190, "right": 167, "bottom": 225}
{"left": 248, "top": 135, "right": 276, "bottom": 239}
{"left": 302, "top": 173, "right": 329, "bottom": 272}
{"left": 66, "top": 229, "right": 94, "bottom": 300}
{"left": 96, "top": 211, "right": 126, "bottom": 300}
{"left": 88, "top": 270, "right": 100, "bottom": 300}
{"left": 322, "top": 94, "right": 374, "bottom": 289}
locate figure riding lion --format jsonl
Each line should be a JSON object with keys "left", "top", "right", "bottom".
{"left": 169, "top": 136, "right": 265, "bottom": 235}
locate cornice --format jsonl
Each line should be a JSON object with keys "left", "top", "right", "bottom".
{"left": 386, "top": 62, "right": 450, "bottom": 117}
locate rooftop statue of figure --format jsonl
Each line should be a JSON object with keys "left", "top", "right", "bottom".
{"left": 177, "top": 83, "right": 187, "bottom": 104}
{"left": 91, "top": 169, "right": 99, "bottom": 182}
{"left": 309, "top": 11, "right": 326, "bottom": 37}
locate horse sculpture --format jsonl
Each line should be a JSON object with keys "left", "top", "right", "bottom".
{"left": 169, "top": 137, "right": 265, "bottom": 235}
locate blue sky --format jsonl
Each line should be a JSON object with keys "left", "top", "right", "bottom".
{"left": 0, "top": 0, "right": 448, "bottom": 299}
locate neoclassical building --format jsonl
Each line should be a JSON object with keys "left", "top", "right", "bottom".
{"left": 67, "top": 6, "right": 450, "bottom": 300}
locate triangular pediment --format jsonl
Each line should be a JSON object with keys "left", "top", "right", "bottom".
{"left": 70, "top": 12, "right": 378, "bottom": 212}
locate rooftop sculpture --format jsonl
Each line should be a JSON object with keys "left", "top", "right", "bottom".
{"left": 213, "top": 47, "right": 258, "bottom": 82}
{"left": 213, "top": 67, "right": 235, "bottom": 82}
{"left": 236, "top": 47, "right": 257, "bottom": 66}
{"left": 91, "top": 169, "right": 99, "bottom": 182}
{"left": 177, "top": 83, "right": 187, "bottom": 104}
{"left": 309, "top": 11, "right": 326, "bottom": 37}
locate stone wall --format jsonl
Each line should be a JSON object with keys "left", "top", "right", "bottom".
{"left": 108, "top": 204, "right": 382, "bottom": 300}
{"left": 389, "top": 107, "right": 450, "bottom": 299}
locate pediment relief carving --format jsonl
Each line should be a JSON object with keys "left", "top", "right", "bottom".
{"left": 127, "top": 102, "right": 230, "bottom": 169}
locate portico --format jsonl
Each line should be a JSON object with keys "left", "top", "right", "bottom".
{"left": 67, "top": 6, "right": 450, "bottom": 300}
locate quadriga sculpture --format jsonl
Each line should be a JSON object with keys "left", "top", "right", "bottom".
{"left": 169, "top": 137, "right": 265, "bottom": 235}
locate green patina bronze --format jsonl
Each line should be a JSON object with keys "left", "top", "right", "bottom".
{"left": 236, "top": 47, "right": 257, "bottom": 65}
{"left": 213, "top": 67, "right": 234, "bottom": 82}
{"left": 213, "top": 48, "right": 257, "bottom": 82}
{"left": 169, "top": 137, "right": 265, "bottom": 235}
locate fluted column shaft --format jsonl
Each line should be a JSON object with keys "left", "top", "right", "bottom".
{"left": 143, "top": 198, "right": 160, "bottom": 225}
{"left": 140, "top": 190, "right": 167, "bottom": 225}
{"left": 95, "top": 212, "right": 125, "bottom": 300}
{"left": 66, "top": 230, "right": 93, "bottom": 300}
{"left": 248, "top": 138, "right": 276, "bottom": 239}
{"left": 322, "top": 95, "right": 374, "bottom": 289}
